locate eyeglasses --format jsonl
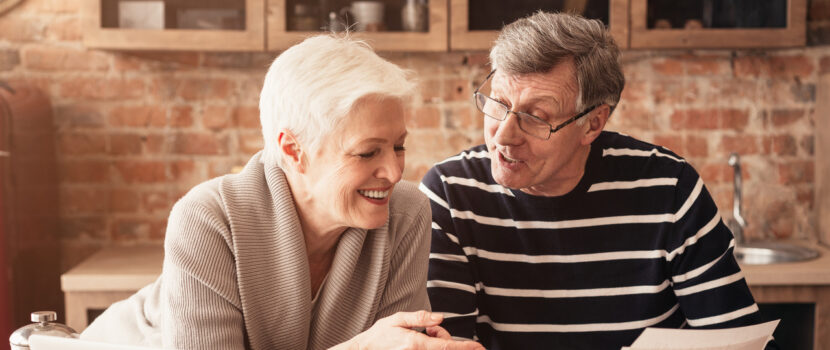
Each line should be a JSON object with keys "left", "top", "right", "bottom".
{"left": 473, "top": 69, "right": 597, "bottom": 140}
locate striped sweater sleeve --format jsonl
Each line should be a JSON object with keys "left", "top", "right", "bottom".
{"left": 420, "top": 169, "right": 479, "bottom": 341}
{"left": 665, "top": 162, "right": 766, "bottom": 330}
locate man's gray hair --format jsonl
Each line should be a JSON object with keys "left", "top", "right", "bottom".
{"left": 490, "top": 11, "right": 625, "bottom": 115}
{"left": 259, "top": 34, "right": 415, "bottom": 167}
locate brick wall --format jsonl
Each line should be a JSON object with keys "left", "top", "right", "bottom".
{"left": 0, "top": 0, "right": 826, "bottom": 270}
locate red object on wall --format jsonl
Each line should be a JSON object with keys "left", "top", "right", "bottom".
{"left": 0, "top": 81, "right": 62, "bottom": 339}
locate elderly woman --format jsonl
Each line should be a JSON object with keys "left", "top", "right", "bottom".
{"left": 81, "top": 35, "right": 483, "bottom": 350}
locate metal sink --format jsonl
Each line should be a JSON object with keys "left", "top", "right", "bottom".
{"left": 734, "top": 242, "right": 820, "bottom": 265}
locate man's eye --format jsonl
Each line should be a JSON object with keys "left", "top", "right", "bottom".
{"left": 394, "top": 145, "right": 406, "bottom": 152}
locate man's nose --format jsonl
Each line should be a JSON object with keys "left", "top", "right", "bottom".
{"left": 492, "top": 112, "right": 524, "bottom": 145}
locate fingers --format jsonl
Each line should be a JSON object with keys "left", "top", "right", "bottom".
{"left": 423, "top": 337, "right": 486, "bottom": 350}
{"left": 384, "top": 310, "right": 444, "bottom": 329}
{"left": 425, "top": 325, "right": 451, "bottom": 340}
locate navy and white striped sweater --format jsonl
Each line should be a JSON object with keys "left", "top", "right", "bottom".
{"left": 420, "top": 131, "right": 773, "bottom": 349}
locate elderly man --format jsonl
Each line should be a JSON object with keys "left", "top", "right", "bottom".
{"left": 420, "top": 12, "right": 774, "bottom": 350}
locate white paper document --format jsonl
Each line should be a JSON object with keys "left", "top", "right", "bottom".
{"left": 622, "top": 320, "right": 779, "bottom": 350}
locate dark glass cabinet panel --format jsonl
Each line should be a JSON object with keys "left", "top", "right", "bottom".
{"left": 468, "top": 0, "right": 609, "bottom": 31}
{"left": 284, "top": 0, "right": 431, "bottom": 33}
{"left": 647, "top": 0, "right": 786, "bottom": 29}
{"left": 101, "top": 0, "right": 247, "bottom": 30}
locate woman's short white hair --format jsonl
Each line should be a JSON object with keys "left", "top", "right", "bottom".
{"left": 259, "top": 34, "right": 416, "bottom": 167}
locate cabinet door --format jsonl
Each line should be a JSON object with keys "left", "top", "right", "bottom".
{"left": 629, "top": 0, "right": 806, "bottom": 49}
{"left": 267, "top": 0, "right": 448, "bottom": 51}
{"left": 82, "top": 0, "right": 265, "bottom": 51}
{"left": 450, "top": 0, "right": 629, "bottom": 51}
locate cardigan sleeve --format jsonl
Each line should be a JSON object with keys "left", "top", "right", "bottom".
{"left": 374, "top": 183, "right": 433, "bottom": 320}
{"left": 159, "top": 197, "right": 246, "bottom": 350}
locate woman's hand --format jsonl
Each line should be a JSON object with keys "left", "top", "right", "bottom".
{"left": 334, "top": 311, "right": 485, "bottom": 350}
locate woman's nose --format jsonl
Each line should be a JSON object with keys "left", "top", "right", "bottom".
{"left": 376, "top": 150, "right": 403, "bottom": 184}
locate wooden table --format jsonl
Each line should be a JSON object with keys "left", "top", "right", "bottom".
{"left": 61, "top": 245, "right": 162, "bottom": 331}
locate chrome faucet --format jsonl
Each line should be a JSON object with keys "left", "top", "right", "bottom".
{"left": 727, "top": 153, "right": 746, "bottom": 245}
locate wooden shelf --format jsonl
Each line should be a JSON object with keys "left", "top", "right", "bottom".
{"left": 450, "top": 0, "right": 630, "bottom": 51}
{"left": 82, "top": 0, "right": 265, "bottom": 51}
{"left": 266, "top": 0, "right": 448, "bottom": 51}
{"left": 629, "top": 0, "right": 806, "bottom": 49}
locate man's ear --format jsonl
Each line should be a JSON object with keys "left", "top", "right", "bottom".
{"left": 581, "top": 104, "right": 610, "bottom": 146}
{"left": 277, "top": 130, "right": 306, "bottom": 173}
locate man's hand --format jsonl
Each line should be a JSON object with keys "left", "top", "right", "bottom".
{"left": 335, "top": 311, "right": 484, "bottom": 350}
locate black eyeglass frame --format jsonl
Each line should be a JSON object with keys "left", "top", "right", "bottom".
{"left": 473, "top": 69, "right": 598, "bottom": 140}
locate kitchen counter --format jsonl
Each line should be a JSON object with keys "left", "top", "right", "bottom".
{"left": 741, "top": 241, "right": 830, "bottom": 286}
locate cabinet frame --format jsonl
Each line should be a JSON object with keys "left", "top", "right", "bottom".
{"left": 449, "top": 0, "right": 630, "bottom": 51}
{"left": 81, "top": 0, "right": 266, "bottom": 51}
{"left": 629, "top": 0, "right": 807, "bottom": 49}
{"left": 266, "top": 0, "right": 449, "bottom": 51}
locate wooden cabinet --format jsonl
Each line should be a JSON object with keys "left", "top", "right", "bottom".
{"left": 82, "top": 0, "right": 265, "bottom": 51}
{"left": 266, "top": 0, "right": 448, "bottom": 51}
{"left": 80, "top": 0, "right": 809, "bottom": 52}
{"left": 450, "top": 0, "right": 629, "bottom": 51}
{"left": 629, "top": 0, "right": 807, "bottom": 49}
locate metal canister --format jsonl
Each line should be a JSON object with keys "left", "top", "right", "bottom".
{"left": 9, "top": 311, "right": 78, "bottom": 350}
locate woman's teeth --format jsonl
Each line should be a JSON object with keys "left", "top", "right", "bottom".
{"left": 358, "top": 189, "right": 389, "bottom": 199}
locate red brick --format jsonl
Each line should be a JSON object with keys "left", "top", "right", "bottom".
{"left": 444, "top": 79, "right": 471, "bottom": 102}
{"left": 233, "top": 106, "right": 260, "bottom": 129}
{"left": 59, "top": 217, "right": 107, "bottom": 240}
{"left": 420, "top": 79, "right": 443, "bottom": 103}
{"left": 125, "top": 51, "right": 199, "bottom": 67}
{"left": 733, "top": 55, "right": 767, "bottom": 77}
{"left": 60, "top": 160, "right": 110, "bottom": 183}
{"left": 768, "top": 56, "right": 814, "bottom": 78}
{"left": 58, "top": 133, "right": 107, "bottom": 155}
{"left": 768, "top": 135, "right": 798, "bottom": 156}
{"left": 0, "top": 17, "right": 42, "bottom": 42}
{"left": 170, "top": 160, "right": 198, "bottom": 183}
{"left": 653, "top": 135, "right": 682, "bottom": 154}
{"left": 670, "top": 109, "right": 718, "bottom": 130}
{"left": 145, "top": 134, "right": 167, "bottom": 154}
{"left": 109, "top": 105, "right": 167, "bottom": 127}
{"left": 652, "top": 58, "right": 684, "bottom": 76}
{"left": 801, "top": 135, "right": 814, "bottom": 155}
{"left": 112, "top": 218, "right": 151, "bottom": 241}
{"left": 177, "top": 78, "right": 233, "bottom": 101}
{"left": 170, "top": 106, "right": 194, "bottom": 127}
{"left": 653, "top": 80, "right": 698, "bottom": 105}
{"left": 769, "top": 109, "right": 804, "bottom": 127}
{"left": 54, "top": 105, "right": 105, "bottom": 128}
{"left": 44, "top": 17, "right": 81, "bottom": 41}
{"left": 112, "top": 53, "right": 145, "bottom": 71}
{"left": 114, "top": 161, "right": 167, "bottom": 183}
{"left": 720, "top": 109, "right": 750, "bottom": 130}
{"left": 405, "top": 105, "right": 441, "bottom": 129}
{"left": 403, "top": 163, "right": 431, "bottom": 183}
{"left": 149, "top": 218, "right": 168, "bottom": 240}
{"left": 685, "top": 57, "right": 728, "bottom": 75}
{"left": 820, "top": 56, "right": 830, "bottom": 74}
{"left": 60, "top": 187, "right": 110, "bottom": 215}
{"left": 110, "top": 133, "right": 143, "bottom": 155}
{"left": 764, "top": 201, "right": 795, "bottom": 239}
{"left": 611, "top": 104, "right": 653, "bottom": 131}
{"left": 778, "top": 161, "right": 814, "bottom": 185}
{"left": 142, "top": 190, "right": 171, "bottom": 213}
{"left": 0, "top": 48, "right": 20, "bottom": 71}
{"left": 620, "top": 80, "right": 647, "bottom": 102}
{"left": 720, "top": 135, "right": 759, "bottom": 155}
{"left": 60, "top": 77, "right": 145, "bottom": 100}
{"left": 238, "top": 130, "right": 264, "bottom": 154}
{"left": 172, "top": 133, "right": 227, "bottom": 155}
{"left": 203, "top": 105, "right": 230, "bottom": 130}
{"left": 110, "top": 189, "right": 140, "bottom": 213}
{"left": 685, "top": 135, "right": 709, "bottom": 157}
{"left": 797, "top": 188, "right": 814, "bottom": 209}
{"left": 699, "top": 163, "right": 731, "bottom": 184}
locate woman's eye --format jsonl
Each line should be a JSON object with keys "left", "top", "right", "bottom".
{"left": 358, "top": 150, "right": 378, "bottom": 158}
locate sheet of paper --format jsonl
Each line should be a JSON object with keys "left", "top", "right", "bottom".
{"left": 624, "top": 320, "right": 779, "bottom": 350}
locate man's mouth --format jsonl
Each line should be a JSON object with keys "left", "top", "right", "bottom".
{"left": 499, "top": 151, "right": 522, "bottom": 164}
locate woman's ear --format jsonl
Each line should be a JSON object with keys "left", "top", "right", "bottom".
{"left": 277, "top": 131, "right": 306, "bottom": 173}
{"left": 581, "top": 104, "right": 610, "bottom": 146}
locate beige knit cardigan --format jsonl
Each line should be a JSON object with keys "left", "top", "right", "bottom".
{"left": 82, "top": 152, "right": 432, "bottom": 350}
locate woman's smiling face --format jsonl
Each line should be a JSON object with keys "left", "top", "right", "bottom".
{"left": 301, "top": 96, "right": 408, "bottom": 230}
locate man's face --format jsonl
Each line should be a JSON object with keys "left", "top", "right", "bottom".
{"left": 484, "top": 59, "right": 589, "bottom": 195}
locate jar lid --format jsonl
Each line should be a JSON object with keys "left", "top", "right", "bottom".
{"left": 9, "top": 311, "right": 78, "bottom": 347}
